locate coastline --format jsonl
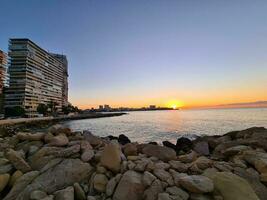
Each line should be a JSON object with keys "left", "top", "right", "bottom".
{"left": 0, "top": 125, "right": 266, "bottom": 199}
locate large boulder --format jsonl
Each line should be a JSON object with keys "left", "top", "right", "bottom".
{"left": 54, "top": 186, "right": 74, "bottom": 200}
{"left": 118, "top": 134, "right": 131, "bottom": 145}
{"left": 0, "top": 173, "right": 10, "bottom": 192}
{"left": 113, "top": 170, "right": 145, "bottom": 200}
{"left": 176, "top": 137, "right": 193, "bottom": 152}
{"left": 6, "top": 149, "right": 31, "bottom": 173}
{"left": 123, "top": 143, "right": 138, "bottom": 156}
{"left": 212, "top": 172, "right": 260, "bottom": 200}
{"left": 179, "top": 175, "right": 214, "bottom": 193}
{"left": 100, "top": 143, "right": 121, "bottom": 172}
{"left": 193, "top": 141, "right": 210, "bottom": 156}
{"left": 142, "top": 144, "right": 176, "bottom": 162}
{"left": 17, "top": 132, "right": 45, "bottom": 141}
{"left": 11, "top": 159, "right": 93, "bottom": 199}
{"left": 48, "top": 134, "right": 69, "bottom": 147}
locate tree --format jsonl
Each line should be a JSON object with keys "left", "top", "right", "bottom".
{"left": 48, "top": 101, "right": 59, "bottom": 116}
{"left": 37, "top": 104, "right": 48, "bottom": 115}
{"left": 5, "top": 106, "right": 25, "bottom": 117}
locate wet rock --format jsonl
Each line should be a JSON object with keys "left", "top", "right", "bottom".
{"left": 113, "top": 170, "right": 145, "bottom": 200}
{"left": 93, "top": 174, "right": 108, "bottom": 192}
{"left": 54, "top": 186, "right": 74, "bottom": 200}
{"left": 176, "top": 137, "right": 193, "bottom": 152}
{"left": 142, "top": 144, "right": 176, "bottom": 162}
{"left": 212, "top": 172, "right": 259, "bottom": 200}
{"left": 100, "top": 143, "right": 121, "bottom": 173}
{"left": 0, "top": 173, "right": 10, "bottom": 192}
{"left": 6, "top": 149, "right": 31, "bottom": 173}
{"left": 48, "top": 133, "right": 69, "bottom": 146}
{"left": 123, "top": 143, "right": 138, "bottom": 156}
{"left": 162, "top": 141, "right": 177, "bottom": 153}
{"left": 8, "top": 170, "right": 23, "bottom": 187}
{"left": 193, "top": 141, "right": 210, "bottom": 156}
{"left": 118, "top": 134, "right": 131, "bottom": 145}
{"left": 179, "top": 175, "right": 214, "bottom": 193}
{"left": 74, "top": 182, "right": 86, "bottom": 200}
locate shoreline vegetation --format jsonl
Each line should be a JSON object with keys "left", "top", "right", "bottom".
{"left": 0, "top": 124, "right": 266, "bottom": 200}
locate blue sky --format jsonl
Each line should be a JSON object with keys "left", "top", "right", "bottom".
{"left": 0, "top": 0, "right": 267, "bottom": 108}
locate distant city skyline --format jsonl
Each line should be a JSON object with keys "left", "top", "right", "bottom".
{"left": 0, "top": 0, "right": 267, "bottom": 109}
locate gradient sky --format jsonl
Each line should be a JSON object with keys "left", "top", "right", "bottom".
{"left": 0, "top": 0, "right": 267, "bottom": 109}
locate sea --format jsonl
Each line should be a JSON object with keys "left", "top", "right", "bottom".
{"left": 61, "top": 108, "right": 267, "bottom": 144}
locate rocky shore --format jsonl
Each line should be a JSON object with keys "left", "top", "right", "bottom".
{"left": 0, "top": 126, "right": 267, "bottom": 200}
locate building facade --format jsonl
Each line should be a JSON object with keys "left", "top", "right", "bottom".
{"left": 49, "top": 53, "right": 68, "bottom": 107}
{"left": 0, "top": 50, "right": 8, "bottom": 93}
{"left": 5, "top": 39, "right": 67, "bottom": 115}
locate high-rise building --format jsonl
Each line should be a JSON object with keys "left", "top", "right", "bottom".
{"left": 5, "top": 39, "right": 68, "bottom": 116}
{"left": 0, "top": 50, "right": 8, "bottom": 93}
{"left": 0, "top": 50, "right": 8, "bottom": 114}
{"left": 49, "top": 53, "right": 68, "bottom": 106}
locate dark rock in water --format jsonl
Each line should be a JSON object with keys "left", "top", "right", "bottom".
{"left": 193, "top": 141, "right": 210, "bottom": 156}
{"left": 148, "top": 142, "right": 158, "bottom": 145}
{"left": 162, "top": 141, "right": 177, "bottom": 153}
{"left": 176, "top": 137, "right": 193, "bottom": 152}
{"left": 107, "top": 135, "right": 119, "bottom": 141}
{"left": 118, "top": 134, "right": 131, "bottom": 145}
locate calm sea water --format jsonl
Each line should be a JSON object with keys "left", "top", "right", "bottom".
{"left": 62, "top": 108, "right": 267, "bottom": 144}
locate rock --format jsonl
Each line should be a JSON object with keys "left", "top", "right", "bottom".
{"left": 87, "top": 196, "right": 96, "bottom": 200}
{"left": 48, "top": 124, "right": 72, "bottom": 136}
{"left": 83, "top": 131, "right": 103, "bottom": 147}
{"left": 168, "top": 160, "right": 188, "bottom": 172}
{"left": 178, "top": 151, "right": 197, "bottom": 163}
{"left": 8, "top": 170, "right": 23, "bottom": 187}
{"left": 166, "top": 186, "right": 189, "bottom": 200}
{"left": 158, "top": 193, "right": 171, "bottom": 200}
{"left": 233, "top": 167, "right": 267, "bottom": 200}
{"left": 113, "top": 170, "right": 145, "bottom": 200}
{"left": 6, "top": 149, "right": 31, "bottom": 173}
{"left": 222, "top": 145, "right": 251, "bottom": 157}
{"left": 212, "top": 172, "right": 260, "bottom": 200}
{"left": 13, "top": 159, "right": 93, "bottom": 199}
{"left": 40, "top": 158, "right": 63, "bottom": 173}
{"left": 93, "top": 174, "right": 108, "bottom": 192}
{"left": 142, "top": 144, "right": 176, "bottom": 162}
{"left": 30, "top": 190, "right": 47, "bottom": 200}
{"left": 81, "top": 150, "right": 94, "bottom": 162}
{"left": 0, "top": 158, "right": 9, "bottom": 165}
{"left": 179, "top": 175, "right": 214, "bottom": 193}
{"left": 153, "top": 169, "right": 172, "bottom": 182}
{"left": 0, "top": 173, "right": 10, "bottom": 192}
{"left": 169, "top": 169, "right": 187, "bottom": 186}
{"left": 154, "top": 162, "right": 170, "bottom": 170}
{"left": 143, "top": 171, "right": 157, "bottom": 187}
{"left": 74, "top": 182, "right": 86, "bottom": 200}
{"left": 118, "top": 134, "right": 131, "bottom": 145}
{"left": 40, "top": 195, "right": 54, "bottom": 200}
{"left": 162, "top": 141, "right": 177, "bottom": 153}
{"left": 192, "top": 156, "right": 213, "bottom": 170}
{"left": 0, "top": 164, "right": 13, "bottom": 174}
{"left": 80, "top": 140, "right": 93, "bottom": 152}
{"left": 134, "top": 159, "right": 150, "bottom": 172}
{"left": 190, "top": 194, "right": 213, "bottom": 200}
{"left": 176, "top": 137, "right": 193, "bottom": 152}
{"left": 55, "top": 144, "right": 80, "bottom": 158}
{"left": 143, "top": 179, "right": 163, "bottom": 200}
{"left": 17, "top": 132, "right": 45, "bottom": 141}
{"left": 123, "top": 143, "right": 138, "bottom": 156}
{"left": 48, "top": 133, "right": 69, "bottom": 146}
{"left": 3, "top": 171, "right": 40, "bottom": 200}
{"left": 54, "top": 186, "right": 74, "bottom": 200}
{"left": 193, "top": 141, "right": 210, "bottom": 156}
{"left": 100, "top": 143, "right": 121, "bottom": 173}
{"left": 214, "top": 161, "right": 233, "bottom": 172}
{"left": 106, "top": 176, "right": 117, "bottom": 196}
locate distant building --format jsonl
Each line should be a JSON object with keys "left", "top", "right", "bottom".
{"left": 99, "top": 105, "right": 103, "bottom": 110}
{"left": 49, "top": 53, "right": 68, "bottom": 106}
{"left": 149, "top": 105, "right": 156, "bottom": 109}
{"left": 104, "top": 104, "right": 111, "bottom": 110}
{"left": 5, "top": 38, "right": 67, "bottom": 116}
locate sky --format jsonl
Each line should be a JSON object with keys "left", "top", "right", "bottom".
{"left": 0, "top": 0, "right": 267, "bottom": 109}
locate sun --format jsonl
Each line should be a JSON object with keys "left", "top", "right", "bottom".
{"left": 165, "top": 100, "right": 184, "bottom": 109}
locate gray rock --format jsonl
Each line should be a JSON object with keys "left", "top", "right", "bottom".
{"left": 54, "top": 186, "right": 74, "bottom": 200}
{"left": 144, "top": 179, "right": 163, "bottom": 200}
{"left": 113, "top": 170, "right": 145, "bottom": 200}
{"left": 6, "top": 149, "right": 31, "bottom": 173}
{"left": 158, "top": 193, "right": 171, "bottom": 200}
{"left": 179, "top": 175, "right": 214, "bottom": 193}
{"left": 143, "top": 171, "right": 157, "bottom": 187}
{"left": 74, "top": 183, "right": 86, "bottom": 200}
{"left": 30, "top": 190, "right": 47, "bottom": 200}
{"left": 166, "top": 186, "right": 189, "bottom": 200}
{"left": 93, "top": 174, "right": 108, "bottom": 192}
{"left": 193, "top": 141, "right": 210, "bottom": 156}
{"left": 153, "top": 169, "right": 172, "bottom": 182}
{"left": 142, "top": 144, "right": 176, "bottom": 162}
{"left": 81, "top": 150, "right": 94, "bottom": 162}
